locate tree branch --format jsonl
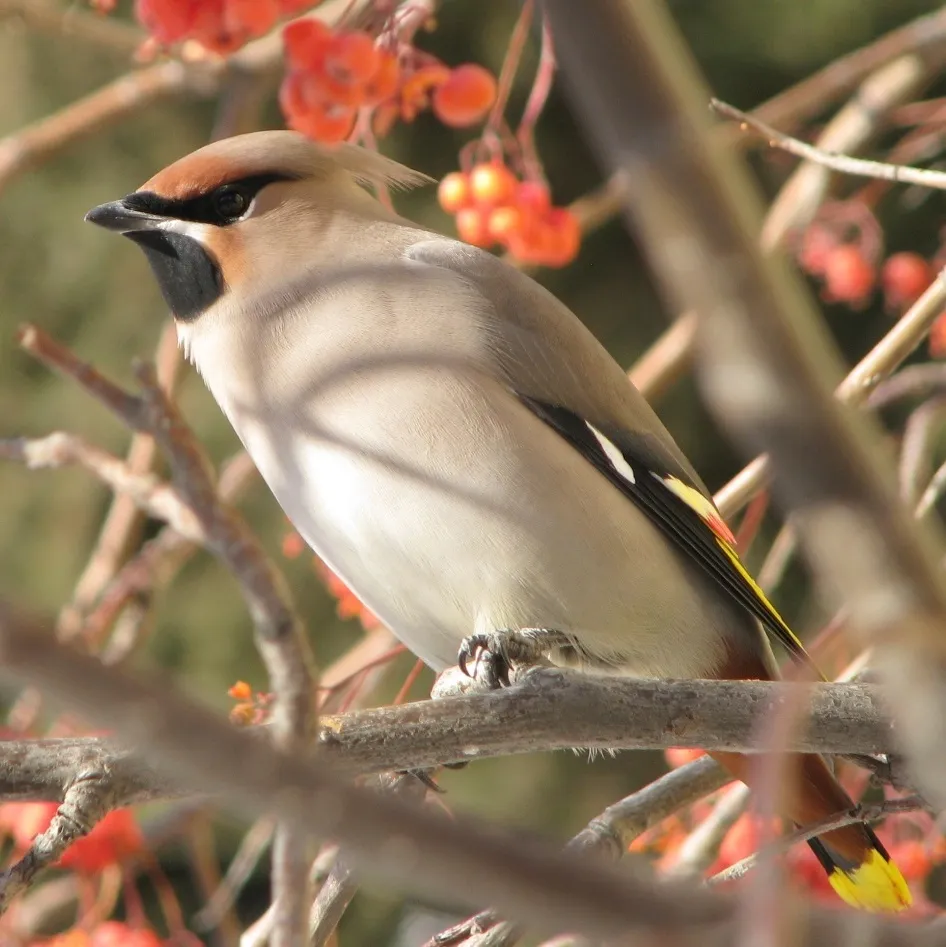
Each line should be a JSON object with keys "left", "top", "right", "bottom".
{"left": 0, "top": 671, "right": 909, "bottom": 808}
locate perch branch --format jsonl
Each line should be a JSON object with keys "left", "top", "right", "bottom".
{"left": 0, "top": 672, "right": 909, "bottom": 806}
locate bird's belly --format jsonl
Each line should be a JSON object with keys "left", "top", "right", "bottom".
{"left": 227, "top": 371, "right": 735, "bottom": 676}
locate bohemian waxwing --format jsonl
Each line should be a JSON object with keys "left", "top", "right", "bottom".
{"left": 86, "top": 130, "right": 910, "bottom": 912}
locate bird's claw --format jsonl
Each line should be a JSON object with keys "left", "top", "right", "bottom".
{"left": 457, "top": 632, "right": 513, "bottom": 688}
{"left": 457, "top": 628, "right": 564, "bottom": 690}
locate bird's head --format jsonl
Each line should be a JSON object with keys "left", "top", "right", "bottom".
{"left": 85, "top": 130, "right": 431, "bottom": 324}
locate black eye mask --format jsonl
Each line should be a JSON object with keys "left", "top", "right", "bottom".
{"left": 123, "top": 172, "right": 296, "bottom": 227}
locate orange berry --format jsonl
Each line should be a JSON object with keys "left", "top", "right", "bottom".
{"left": 882, "top": 252, "right": 934, "bottom": 310}
{"left": 325, "top": 30, "right": 380, "bottom": 85}
{"left": 469, "top": 162, "right": 518, "bottom": 207}
{"left": 542, "top": 207, "right": 581, "bottom": 267}
{"left": 400, "top": 63, "right": 451, "bottom": 121}
{"left": 57, "top": 809, "right": 143, "bottom": 873}
{"left": 282, "top": 530, "right": 305, "bottom": 558}
{"left": 822, "top": 245, "right": 875, "bottom": 306}
{"left": 225, "top": 0, "right": 278, "bottom": 37}
{"left": 228, "top": 680, "right": 253, "bottom": 701}
{"left": 488, "top": 205, "right": 524, "bottom": 243}
{"left": 363, "top": 51, "right": 400, "bottom": 105}
{"left": 515, "top": 180, "right": 551, "bottom": 215}
{"left": 230, "top": 702, "right": 256, "bottom": 726}
{"left": 312, "top": 70, "right": 367, "bottom": 108}
{"left": 432, "top": 64, "right": 497, "bottom": 128}
{"left": 135, "top": 0, "right": 196, "bottom": 44}
{"left": 282, "top": 18, "right": 332, "bottom": 70}
{"left": 90, "top": 922, "right": 163, "bottom": 947}
{"left": 437, "top": 172, "right": 472, "bottom": 214}
{"left": 455, "top": 207, "right": 494, "bottom": 248}
{"left": 797, "top": 223, "right": 837, "bottom": 276}
{"left": 280, "top": 73, "right": 355, "bottom": 142}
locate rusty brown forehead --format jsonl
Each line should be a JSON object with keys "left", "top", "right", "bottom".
{"left": 139, "top": 153, "right": 267, "bottom": 199}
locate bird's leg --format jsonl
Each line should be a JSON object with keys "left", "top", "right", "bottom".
{"left": 458, "top": 627, "right": 569, "bottom": 689}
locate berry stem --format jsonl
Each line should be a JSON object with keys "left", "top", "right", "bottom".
{"left": 517, "top": 13, "right": 555, "bottom": 182}
{"left": 485, "top": 0, "right": 534, "bottom": 135}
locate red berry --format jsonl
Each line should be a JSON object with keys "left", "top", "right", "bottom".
{"left": 362, "top": 51, "right": 400, "bottom": 105}
{"left": 280, "top": 72, "right": 355, "bottom": 142}
{"left": 542, "top": 207, "right": 581, "bottom": 268}
{"left": 798, "top": 223, "right": 837, "bottom": 276}
{"left": 455, "top": 207, "right": 493, "bottom": 248}
{"left": 432, "top": 64, "right": 497, "bottom": 128}
{"left": 225, "top": 0, "right": 278, "bottom": 37}
{"left": 437, "top": 172, "right": 472, "bottom": 214}
{"left": 882, "top": 252, "right": 934, "bottom": 310}
{"left": 282, "top": 18, "right": 332, "bottom": 70}
{"left": 90, "top": 922, "right": 163, "bottom": 947}
{"left": 515, "top": 180, "right": 551, "bottom": 215}
{"left": 325, "top": 30, "right": 379, "bottom": 85}
{"left": 0, "top": 802, "right": 143, "bottom": 873}
{"left": 135, "top": 0, "right": 196, "bottom": 44}
{"left": 469, "top": 162, "right": 517, "bottom": 207}
{"left": 822, "top": 245, "right": 875, "bottom": 306}
{"left": 487, "top": 205, "right": 524, "bottom": 243}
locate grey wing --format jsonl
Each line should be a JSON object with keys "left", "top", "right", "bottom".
{"left": 404, "top": 237, "right": 706, "bottom": 491}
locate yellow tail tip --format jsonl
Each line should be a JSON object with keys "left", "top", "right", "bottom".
{"left": 828, "top": 849, "right": 912, "bottom": 913}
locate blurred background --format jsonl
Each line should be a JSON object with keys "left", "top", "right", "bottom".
{"left": 0, "top": 0, "right": 942, "bottom": 942}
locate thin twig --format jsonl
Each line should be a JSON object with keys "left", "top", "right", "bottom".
{"left": 186, "top": 812, "right": 243, "bottom": 947}
{"left": 663, "top": 784, "right": 750, "bottom": 880}
{"left": 712, "top": 97, "right": 946, "bottom": 192}
{"left": 715, "top": 266, "right": 946, "bottom": 518}
{"left": 194, "top": 816, "right": 275, "bottom": 932}
{"left": 0, "top": 432, "right": 203, "bottom": 542}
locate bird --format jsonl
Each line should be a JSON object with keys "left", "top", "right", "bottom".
{"left": 86, "top": 130, "right": 910, "bottom": 913}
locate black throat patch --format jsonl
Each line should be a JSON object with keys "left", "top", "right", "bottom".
{"left": 128, "top": 230, "right": 223, "bottom": 322}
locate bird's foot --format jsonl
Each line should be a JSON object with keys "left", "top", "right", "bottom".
{"left": 457, "top": 627, "right": 568, "bottom": 689}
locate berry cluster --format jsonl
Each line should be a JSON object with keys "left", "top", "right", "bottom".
{"left": 135, "top": 0, "right": 313, "bottom": 55}
{"left": 0, "top": 802, "right": 143, "bottom": 873}
{"left": 281, "top": 19, "right": 496, "bottom": 143}
{"left": 799, "top": 222, "right": 935, "bottom": 312}
{"left": 438, "top": 163, "right": 580, "bottom": 267}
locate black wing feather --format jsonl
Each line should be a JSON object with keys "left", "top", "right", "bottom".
{"left": 519, "top": 395, "right": 819, "bottom": 674}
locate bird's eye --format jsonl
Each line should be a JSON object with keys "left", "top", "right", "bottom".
{"left": 212, "top": 185, "right": 250, "bottom": 222}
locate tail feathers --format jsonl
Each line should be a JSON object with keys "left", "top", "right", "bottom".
{"left": 809, "top": 826, "right": 912, "bottom": 913}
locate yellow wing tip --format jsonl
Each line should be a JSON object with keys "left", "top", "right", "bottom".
{"left": 828, "top": 849, "right": 913, "bottom": 913}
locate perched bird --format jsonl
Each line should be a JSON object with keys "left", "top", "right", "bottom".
{"left": 87, "top": 130, "right": 909, "bottom": 912}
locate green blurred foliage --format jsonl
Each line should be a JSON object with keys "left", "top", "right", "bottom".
{"left": 0, "top": 0, "right": 944, "bottom": 942}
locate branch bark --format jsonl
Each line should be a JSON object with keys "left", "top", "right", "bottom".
{"left": 0, "top": 671, "right": 908, "bottom": 808}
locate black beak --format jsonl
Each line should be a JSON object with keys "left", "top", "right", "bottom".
{"left": 84, "top": 198, "right": 165, "bottom": 234}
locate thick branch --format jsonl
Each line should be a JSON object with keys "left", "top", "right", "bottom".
{"left": 0, "top": 671, "right": 905, "bottom": 808}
